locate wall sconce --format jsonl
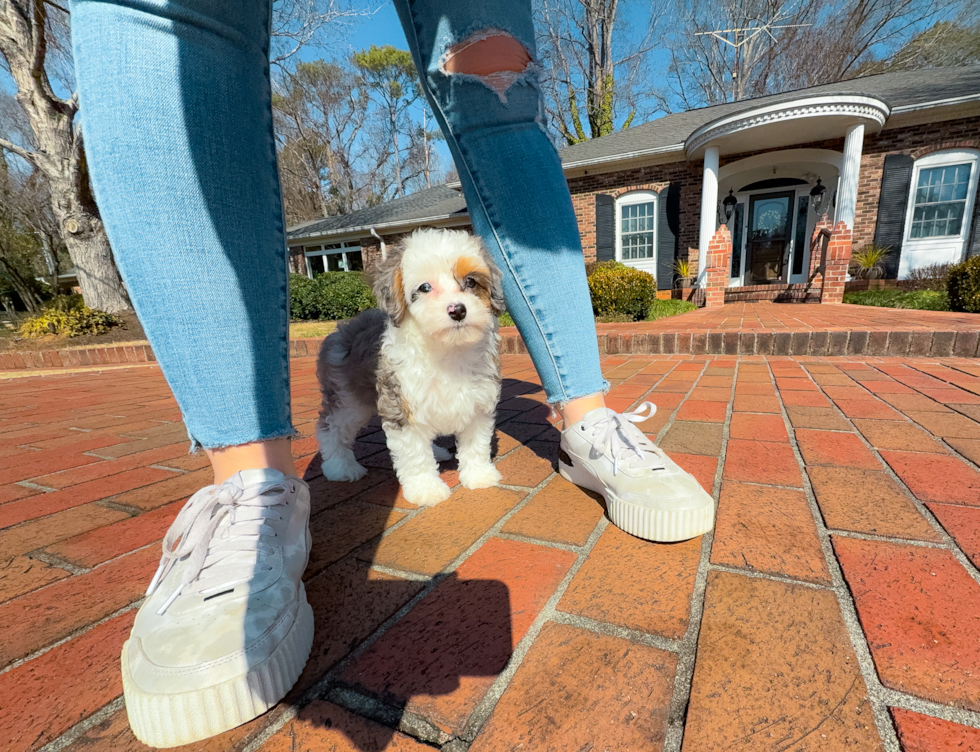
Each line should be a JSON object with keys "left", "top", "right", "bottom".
{"left": 810, "top": 178, "right": 826, "bottom": 214}
{"left": 722, "top": 189, "right": 738, "bottom": 224}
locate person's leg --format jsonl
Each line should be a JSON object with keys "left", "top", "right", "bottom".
{"left": 72, "top": 0, "right": 295, "bottom": 483}
{"left": 393, "top": 0, "right": 608, "bottom": 414}
{"left": 72, "top": 1, "right": 312, "bottom": 745}
{"left": 394, "top": 0, "right": 713, "bottom": 542}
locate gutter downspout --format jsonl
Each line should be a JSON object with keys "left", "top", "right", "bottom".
{"left": 370, "top": 228, "right": 386, "bottom": 261}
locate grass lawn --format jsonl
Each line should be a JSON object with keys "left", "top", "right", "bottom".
{"left": 290, "top": 320, "right": 338, "bottom": 339}
{"left": 843, "top": 289, "right": 949, "bottom": 311}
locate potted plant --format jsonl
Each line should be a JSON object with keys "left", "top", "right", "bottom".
{"left": 851, "top": 244, "right": 891, "bottom": 281}
{"left": 673, "top": 258, "right": 693, "bottom": 299}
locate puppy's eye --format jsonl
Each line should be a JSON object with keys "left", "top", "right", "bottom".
{"left": 417, "top": 283, "right": 432, "bottom": 294}
{"left": 465, "top": 277, "right": 477, "bottom": 289}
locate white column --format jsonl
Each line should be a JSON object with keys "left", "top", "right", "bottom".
{"left": 836, "top": 123, "right": 865, "bottom": 229}
{"left": 697, "top": 145, "right": 720, "bottom": 285}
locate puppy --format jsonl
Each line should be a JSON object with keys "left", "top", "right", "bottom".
{"left": 315, "top": 228, "right": 504, "bottom": 506}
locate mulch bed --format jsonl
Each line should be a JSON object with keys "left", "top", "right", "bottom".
{"left": 0, "top": 312, "right": 146, "bottom": 353}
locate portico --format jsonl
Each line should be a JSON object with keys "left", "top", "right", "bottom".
{"left": 686, "top": 95, "right": 889, "bottom": 301}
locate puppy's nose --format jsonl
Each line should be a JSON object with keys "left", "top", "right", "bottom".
{"left": 447, "top": 303, "right": 467, "bottom": 321}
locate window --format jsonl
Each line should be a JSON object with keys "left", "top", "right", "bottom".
{"left": 615, "top": 192, "right": 657, "bottom": 270}
{"left": 304, "top": 241, "right": 364, "bottom": 276}
{"left": 910, "top": 163, "right": 973, "bottom": 238}
{"left": 900, "top": 149, "right": 980, "bottom": 277}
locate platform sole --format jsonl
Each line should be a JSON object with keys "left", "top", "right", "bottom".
{"left": 121, "top": 597, "right": 314, "bottom": 748}
{"left": 559, "top": 460, "right": 714, "bottom": 542}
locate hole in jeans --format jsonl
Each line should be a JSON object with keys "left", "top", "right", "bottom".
{"left": 440, "top": 30, "right": 533, "bottom": 101}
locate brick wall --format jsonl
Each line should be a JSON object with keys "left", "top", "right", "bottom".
{"left": 567, "top": 162, "right": 704, "bottom": 275}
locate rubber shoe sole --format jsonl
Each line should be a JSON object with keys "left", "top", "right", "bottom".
{"left": 121, "top": 596, "right": 315, "bottom": 748}
{"left": 559, "top": 459, "right": 714, "bottom": 543}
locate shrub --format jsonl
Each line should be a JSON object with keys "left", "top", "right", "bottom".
{"left": 647, "top": 298, "right": 697, "bottom": 321}
{"left": 948, "top": 256, "right": 980, "bottom": 314}
{"left": 289, "top": 272, "right": 376, "bottom": 321}
{"left": 19, "top": 304, "right": 120, "bottom": 338}
{"left": 902, "top": 262, "right": 953, "bottom": 292}
{"left": 587, "top": 261, "right": 657, "bottom": 321}
{"left": 498, "top": 311, "right": 515, "bottom": 326}
{"left": 843, "top": 289, "right": 949, "bottom": 311}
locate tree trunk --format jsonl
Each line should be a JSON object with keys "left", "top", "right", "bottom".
{"left": 62, "top": 213, "right": 130, "bottom": 312}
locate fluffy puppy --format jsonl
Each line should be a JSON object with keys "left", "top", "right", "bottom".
{"left": 315, "top": 228, "right": 504, "bottom": 506}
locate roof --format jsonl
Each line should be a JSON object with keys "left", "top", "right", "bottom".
{"left": 557, "top": 64, "right": 980, "bottom": 168}
{"left": 289, "top": 64, "right": 980, "bottom": 241}
{"left": 288, "top": 184, "right": 467, "bottom": 242}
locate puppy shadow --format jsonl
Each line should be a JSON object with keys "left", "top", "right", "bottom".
{"left": 274, "top": 427, "right": 513, "bottom": 751}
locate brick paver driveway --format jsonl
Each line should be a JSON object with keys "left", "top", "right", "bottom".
{"left": 4, "top": 352, "right": 980, "bottom": 751}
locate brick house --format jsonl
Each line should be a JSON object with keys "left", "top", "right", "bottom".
{"left": 286, "top": 64, "right": 980, "bottom": 306}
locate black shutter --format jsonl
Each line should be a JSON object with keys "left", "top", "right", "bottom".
{"left": 731, "top": 203, "right": 744, "bottom": 279}
{"left": 658, "top": 184, "right": 680, "bottom": 291}
{"left": 873, "top": 154, "right": 914, "bottom": 279}
{"left": 969, "top": 185, "right": 980, "bottom": 259}
{"left": 595, "top": 194, "right": 615, "bottom": 263}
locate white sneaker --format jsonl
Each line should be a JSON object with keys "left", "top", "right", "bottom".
{"left": 121, "top": 469, "right": 314, "bottom": 748}
{"left": 559, "top": 403, "right": 715, "bottom": 542}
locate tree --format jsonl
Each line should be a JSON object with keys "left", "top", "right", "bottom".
{"left": 0, "top": 0, "right": 362, "bottom": 312}
{"left": 352, "top": 45, "right": 420, "bottom": 196}
{"left": 0, "top": 0, "right": 130, "bottom": 312}
{"left": 534, "top": 0, "right": 666, "bottom": 144}
{"left": 858, "top": 19, "right": 980, "bottom": 73}
{"left": 0, "top": 158, "right": 49, "bottom": 313}
{"left": 656, "top": 0, "right": 948, "bottom": 112}
{"left": 273, "top": 58, "right": 405, "bottom": 224}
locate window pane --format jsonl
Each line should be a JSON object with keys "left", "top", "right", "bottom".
{"left": 308, "top": 255, "right": 325, "bottom": 275}
{"left": 346, "top": 250, "right": 364, "bottom": 271}
{"left": 911, "top": 162, "right": 972, "bottom": 238}
{"left": 327, "top": 253, "right": 344, "bottom": 272}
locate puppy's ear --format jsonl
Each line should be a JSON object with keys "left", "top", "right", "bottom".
{"left": 372, "top": 245, "right": 408, "bottom": 327}
{"left": 479, "top": 244, "right": 507, "bottom": 317}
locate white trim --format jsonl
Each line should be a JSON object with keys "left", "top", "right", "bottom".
{"left": 718, "top": 148, "right": 844, "bottom": 180}
{"left": 288, "top": 212, "right": 472, "bottom": 243}
{"left": 890, "top": 94, "right": 980, "bottom": 114}
{"left": 685, "top": 95, "right": 889, "bottom": 158}
{"left": 614, "top": 191, "right": 659, "bottom": 274}
{"left": 899, "top": 149, "right": 980, "bottom": 278}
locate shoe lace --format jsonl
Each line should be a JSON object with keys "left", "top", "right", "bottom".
{"left": 145, "top": 479, "right": 294, "bottom": 615}
{"left": 588, "top": 402, "right": 666, "bottom": 476}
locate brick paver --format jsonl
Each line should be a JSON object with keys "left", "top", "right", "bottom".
{"left": 5, "top": 349, "right": 980, "bottom": 750}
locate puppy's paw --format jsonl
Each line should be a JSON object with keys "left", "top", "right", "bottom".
{"left": 401, "top": 475, "right": 452, "bottom": 507}
{"left": 321, "top": 453, "right": 368, "bottom": 482}
{"left": 432, "top": 443, "right": 454, "bottom": 463}
{"left": 459, "top": 463, "right": 502, "bottom": 490}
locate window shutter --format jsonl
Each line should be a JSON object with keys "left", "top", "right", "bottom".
{"left": 969, "top": 188, "right": 980, "bottom": 259}
{"left": 657, "top": 184, "right": 680, "bottom": 291}
{"left": 595, "top": 194, "right": 615, "bottom": 263}
{"left": 872, "top": 154, "right": 914, "bottom": 279}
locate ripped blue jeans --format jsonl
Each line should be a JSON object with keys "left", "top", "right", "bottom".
{"left": 72, "top": 0, "right": 606, "bottom": 450}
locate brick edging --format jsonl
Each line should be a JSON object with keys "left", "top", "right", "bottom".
{"left": 498, "top": 329, "right": 980, "bottom": 358}
{"left": 3, "top": 329, "right": 979, "bottom": 372}
{"left": 0, "top": 344, "right": 157, "bottom": 371}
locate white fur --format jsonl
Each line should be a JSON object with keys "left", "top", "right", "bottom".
{"left": 318, "top": 229, "right": 502, "bottom": 507}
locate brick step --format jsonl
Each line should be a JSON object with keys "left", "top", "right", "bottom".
{"left": 3, "top": 327, "right": 979, "bottom": 373}
{"left": 499, "top": 329, "right": 980, "bottom": 358}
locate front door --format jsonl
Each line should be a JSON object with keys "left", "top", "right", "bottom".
{"left": 746, "top": 191, "right": 795, "bottom": 284}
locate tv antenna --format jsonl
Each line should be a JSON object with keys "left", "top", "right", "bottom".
{"left": 695, "top": 21, "right": 811, "bottom": 99}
